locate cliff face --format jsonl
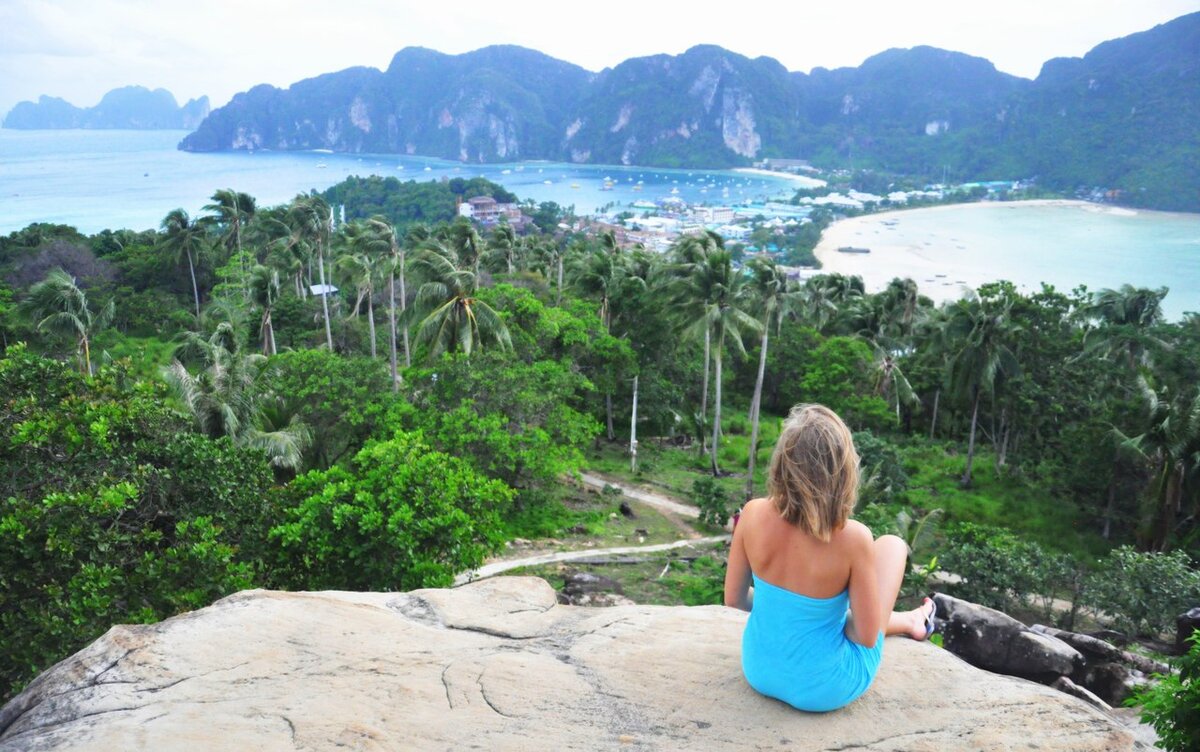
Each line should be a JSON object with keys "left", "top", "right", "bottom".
{"left": 0, "top": 577, "right": 1146, "bottom": 751}
{"left": 3, "top": 87, "right": 210, "bottom": 130}
{"left": 177, "top": 13, "right": 1200, "bottom": 211}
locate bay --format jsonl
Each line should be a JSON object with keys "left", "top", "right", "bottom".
{"left": 815, "top": 201, "right": 1200, "bottom": 321}
{"left": 0, "top": 129, "right": 801, "bottom": 234}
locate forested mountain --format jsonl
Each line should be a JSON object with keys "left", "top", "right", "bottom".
{"left": 3, "top": 86, "right": 210, "bottom": 130}
{"left": 180, "top": 13, "right": 1199, "bottom": 210}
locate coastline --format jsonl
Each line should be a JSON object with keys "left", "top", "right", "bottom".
{"left": 732, "top": 167, "right": 826, "bottom": 189}
{"left": 811, "top": 199, "right": 1198, "bottom": 307}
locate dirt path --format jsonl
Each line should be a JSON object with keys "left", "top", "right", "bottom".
{"left": 455, "top": 474, "right": 727, "bottom": 587}
{"left": 453, "top": 536, "right": 729, "bottom": 586}
{"left": 578, "top": 472, "right": 699, "bottom": 518}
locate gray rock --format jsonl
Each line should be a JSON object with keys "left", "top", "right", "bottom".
{"left": 934, "top": 593, "right": 1083, "bottom": 681}
{"left": 0, "top": 578, "right": 1147, "bottom": 751}
{"left": 1176, "top": 606, "right": 1200, "bottom": 653}
{"left": 558, "top": 571, "right": 625, "bottom": 606}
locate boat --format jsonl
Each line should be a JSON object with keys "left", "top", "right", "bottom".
{"left": 632, "top": 184, "right": 643, "bottom": 192}
{"left": 601, "top": 179, "right": 615, "bottom": 191}
{"left": 423, "top": 166, "right": 432, "bottom": 172}
{"left": 570, "top": 182, "right": 580, "bottom": 189}
{"left": 543, "top": 180, "right": 553, "bottom": 185}
{"left": 316, "top": 162, "right": 328, "bottom": 169}
{"left": 836, "top": 246, "right": 870, "bottom": 254}
{"left": 501, "top": 169, "right": 512, "bottom": 175}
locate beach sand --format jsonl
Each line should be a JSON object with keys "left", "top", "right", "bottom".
{"left": 733, "top": 167, "right": 826, "bottom": 189}
{"left": 812, "top": 199, "right": 1141, "bottom": 304}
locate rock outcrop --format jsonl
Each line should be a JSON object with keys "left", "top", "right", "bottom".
{"left": 1, "top": 578, "right": 1146, "bottom": 751}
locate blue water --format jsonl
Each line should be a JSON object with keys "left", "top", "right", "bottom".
{"left": 2, "top": 129, "right": 1197, "bottom": 319}
{"left": 0, "top": 129, "right": 796, "bottom": 234}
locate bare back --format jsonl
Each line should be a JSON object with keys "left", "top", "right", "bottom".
{"left": 736, "top": 496, "right": 859, "bottom": 598}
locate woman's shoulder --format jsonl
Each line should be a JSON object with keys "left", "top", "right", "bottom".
{"left": 837, "top": 519, "right": 875, "bottom": 547}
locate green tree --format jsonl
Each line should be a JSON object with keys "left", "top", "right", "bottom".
{"left": 943, "top": 296, "right": 1021, "bottom": 486}
{"left": 408, "top": 246, "right": 511, "bottom": 358}
{"left": 159, "top": 208, "right": 209, "bottom": 319}
{"left": 20, "top": 267, "right": 114, "bottom": 375}
{"left": 203, "top": 189, "right": 257, "bottom": 300}
{"left": 269, "top": 430, "right": 514, "bottom": 591}
{"left": 743, "top": 257, "right": 791, "bottom": 499}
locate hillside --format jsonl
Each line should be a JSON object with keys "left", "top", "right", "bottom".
{"left": 3, "top": 86, "right": 210, "bottom": 130}
{"left": 178, "top": 13, "right": 1200, "bottom": 211}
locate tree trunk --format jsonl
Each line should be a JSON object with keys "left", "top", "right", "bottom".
{"left": 317, "top": 244, "right": 334, "bottom": 351}
{"left": 700, "top": 326, "right": 711, "bottom": 456}
{"left": 630, "top": 375, "right": 639, "bottom": 474}
{"left": 961, "top": 387, "right": 980, "bottom": 487}
{"left": 400, "top": 255, "right": 411, "bottom": 368}
{"left": 745, "top": 324, "right": 770, "bottom": 501}
{"left": 604, "top": 393, "right": 614, "bottom": 441}
{"left": 929, "top": 388, "right": 940, "bottom": 439}
{"left": 710, "top": 331, "right": 724, "bottom": 477}
{"left": 1102, "top": 474, "right": 1116, "bottom": 540}
{"left": 556, "top": 256, "right": 564, "bottom": 306}
{"left": 366, "top": 292, "right": 377, "bottom": 359}
{"left": 387, "top": 271, "right": 399, "bottom": 391}
{"left": 186, "top": 249, "right": 200, "bottom": 319}
{"left": 82, "top": 335, "right": 92, "bottom": 377}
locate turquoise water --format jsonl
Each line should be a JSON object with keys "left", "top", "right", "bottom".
{"left": 0, "top": 129, "right": 795, "bottom": 234}
{"left": 831, "top": 202, "right": 1200, "bottom": 320}
{"left": 2, "top": 129, "right": 1197, "bottom": 319}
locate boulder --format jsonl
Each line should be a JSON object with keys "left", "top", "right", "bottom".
{"left": 557, "top": 571, "right": 626, "bottom": 606}
{"left": 1176, "top": 606, "right": 1200, "bottom": 653}
{"left": 0, "top": 578, "right": 1146, "bottom": 751}
{"left": 1032, "top": 624, "right": 1164, "bottom": 705}
{"left": 933, "top": 593, "right": 1083, "bottom": 682}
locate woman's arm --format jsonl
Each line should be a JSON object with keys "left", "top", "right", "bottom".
{"left": 845, "top": 521, "right": 883, "bottom": 648}
{"left": 723, "top": 509, "right": 753, "bottom": 611}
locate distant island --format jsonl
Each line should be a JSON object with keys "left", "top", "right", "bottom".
{"left": 179, "top": 12, "right": 1199, "bottom": 212}
{"left": 3, "top": 86, "right": 210, "bottom": 130}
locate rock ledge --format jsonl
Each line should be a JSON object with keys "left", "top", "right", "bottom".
{"left": 0, "top": 577, "right": 1146, "bottom": 751}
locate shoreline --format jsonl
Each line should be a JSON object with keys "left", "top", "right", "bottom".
{"left": 732, "top": 167, "right": 826, "bottom": 188}
{"left": 811, "top": 199, "right": 1199, "bottom": 307}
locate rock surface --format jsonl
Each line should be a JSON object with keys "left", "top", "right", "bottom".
{"left": 1, "top": 578, "right": 1147, "bottom": 751}
{"left": 933, "top": 593, "right": 1083, "bottom": 682}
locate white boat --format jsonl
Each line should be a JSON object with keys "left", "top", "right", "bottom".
{"left": 423, "top": 166, "right": 432, "bottom": 171}
{"left": 501, "top": 169, "right": 512, "bottom": 175}
{"left": 544, "top": 179, "right": 553, "bottom": 185}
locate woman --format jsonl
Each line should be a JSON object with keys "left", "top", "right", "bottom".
{"left": 724, "top": 404, "right": 935, "bottom": 712}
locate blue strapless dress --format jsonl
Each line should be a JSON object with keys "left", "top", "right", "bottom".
{"left": 741, "top": 573, "right": 884, "bottom": 712}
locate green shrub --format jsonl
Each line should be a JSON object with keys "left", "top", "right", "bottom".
{"left": 1129, "top": 633, "right": 1200, "bottom": 752}
{"left": 938, "top": 522, "right": 1076, "bottom": 616}
{"left": 269, "top": 430, "right": 514, "bottom": 591}
{"left": 692, "top": 476, "right": 733, "bottom": 528}
{"left": 672, "top": 556, "right": 726, "bottom": 606}
{"left": 853, "top": 430, "right": 909, "bottom": 505}
{"left": 1084, "top": 547, "right": 1200, "bottom": 638}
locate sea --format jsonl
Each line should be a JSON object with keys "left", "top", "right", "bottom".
{"left": 0, "top": 129, "right": 801, "bottom": 233}
{"left": 2, "top": 129, "right": 1198, "bottom": 320}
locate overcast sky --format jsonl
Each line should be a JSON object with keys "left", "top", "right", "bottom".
{"left": 1, "top": 0, "right": 1197, "bottom": 116}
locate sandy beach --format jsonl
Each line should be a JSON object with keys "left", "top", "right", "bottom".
{"left": 811, "top": 200, "right": 1149, "bottom": 305}
{"left": 733, "top": 167, "right": 826, "bottom": 189}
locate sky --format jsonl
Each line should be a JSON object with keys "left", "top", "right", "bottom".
{"left": 1, "top": 0, "right": 1197, "bottom": 116}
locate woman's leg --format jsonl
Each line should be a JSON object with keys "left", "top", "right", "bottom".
{"left": 875, "top": 534, "right": 934, "bottom": 639}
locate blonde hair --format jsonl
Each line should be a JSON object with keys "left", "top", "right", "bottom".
{"left": 767, "top": 404, "right": 860, "bottom": 541}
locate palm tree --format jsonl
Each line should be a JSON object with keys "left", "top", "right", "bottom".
{"left": 203, "top": 189, "right": 257, "bottom": 299}
{"left": 336, "top": 221, "right": 383, "bottom": 358}
{"left": 408, "top": 246, "right": 511, "bottom": 359}
{"left": 673, "top": 247, "right": 760, "bottom": 475}
{"left": 159, "top": 208, "right": 208, "bottom": 319}
{"left": 1082, "top": 284, "right": 1168, "bottom": 371}
{"left": 670, "top": 231, "right": 726, "bottom": 455}
{"left": 1116, "top": 376, "right": 1200, "bottom": 551}
{"left": 287, "top": 196, "right": 335, "bottom": 350}
{"left": 248, "top": 264, "right": 281, "bottom": 356}
{"left": 869, "top": 343, "right": 918, "bottom": 422}
{"left": 164, "top": 322, "right": 309, "bottom": 471}
{"left": 486, "top": 224, "right": 519, "bottom": 275}
{"left": 21, "top": 268, "right": 114, "bottom": 375}
{"left": 449, "top": 220, "right": 484, "bottom": 275}
{"left": 743, "top": 257, "right": 791, "bottom": 499}
{"left": 943, "top": 296, "right": 1021, "bottom": 486}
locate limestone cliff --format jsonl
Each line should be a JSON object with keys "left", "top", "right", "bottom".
{"left": 0, "top": 577, "right": 1148, "bottom": 751}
